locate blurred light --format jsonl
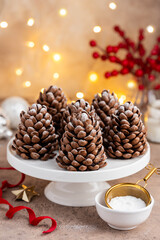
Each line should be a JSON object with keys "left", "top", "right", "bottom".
{"left": 41, "top": 88, "right": 44, "bottom": 93}
{"left": 26, "top": 41, "right": 35, "bottom": 48}
{"left": 59, "top": 8, "right": 67, "bottom": 16}
{"left": 53, "top": 73, "right": 59, "bottom": 79}
{"left": 119, "top": 95, "right": 126, "bottom": 104}
{"left": 0, "top": 21, "right": 8, "bottom": 28}
{"left": 89, "top": 72, "right": 98, "bottom": 82}
{"left": 15, "top": 68, "right": 23, "bottom": 76}
{"left": 146, "top": 25, "right": 154, "bottom": 33}
{"left": 114, "top": 93, "right": 117, "bottom": 98}
{"left": 109, "top": 2, "right": 117, "bottom": 10}
{"left": 93, "top": 26, "right": 101, "bottom": 33}
{"left": 76, "top": 92, "right": 84, "bottom": 99}
{"left": 27, "top": 18, "right": 35, "bottom": 26}
{"left": 98, "top": 93, "right": 102, "bottom": 97}
{"left": 127, "top": 80, "right": 136, "bottom": 89}
{"left": 42, "top": 44, "right": 50, "bottom": 52}
{"left": 53, "top": 53, "right": 61, "bottom": 61}
{"left": 23, "top": 81, "right": 31, "bottom": 88}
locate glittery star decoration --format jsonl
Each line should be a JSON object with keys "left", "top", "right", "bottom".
{"left": 12, "top": 185, "right": 39, "bottom": 202}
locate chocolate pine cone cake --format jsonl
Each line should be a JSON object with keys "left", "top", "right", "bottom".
{"left": 62, "top": 99, "right": 97, "bottom": 130}
{"left": 12, "top": 104, "right": 58, "bottom": 160}
{"left": 37, "top": 85, "right": 67, "bottom": 136}
{"left": 104, "top": 101, "right": 147, "bottom": 159}
{"left": 57, "top": 110, "right": 107, "bottom": 171}
{"left": 92, "top": 90, "right": 119, "bottom": 130}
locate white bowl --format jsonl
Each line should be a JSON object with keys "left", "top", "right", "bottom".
{"left": 95, "top": 190, "right": 154, "bottom": 230}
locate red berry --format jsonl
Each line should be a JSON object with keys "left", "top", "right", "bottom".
{"left": 118, "top": 43, "right": 126, "bottom": 49}
{"left": 119, "top": 31, "right": 124, "bottom": 37}
{"left": 101, "top": 55, "right": 107, "bottom": 61}
{"left": 157, "top": 37, "right": 160, "bottom": 42}
{"left": 113, "top": 46, "right": 119, "bottom": 53}
{"left": 104, "top": 72, "right": 111, "bottom": 78}
{"left": 135, "top": 69, "right": 144, "bottom": 77}
{"left": 92, "top": 52, "right": 99, "bottom": 59}
{"left": 130, "top": 42, "right": 135, "bottom": 48}
{"left": 147, "top": 58, "right": 155, "bottom": 65}
{"left": 149, "top": 75, "right": 155, "bottom": 81}
{"left": 122, "top": 59, "right": 129, "bottom": 67}
{"left": 154, "top": 84, "right": 160, "bottom": 90}
{"left": 139, "top": 29, "right": 144, "bottom": 41}
{"left": 121, "top": 68, "right": 129, "bottom": 74}
{"left": 114, "top": 26, "right": 120, "bottom": 32}
{"left": 106, "top": 46, "right": 113, "bottom": 53}
{"left": 89, "top": 40, "right": 97, "bottom": 47}
{"left": 126, "top": 53, "right": 132, "bottom": 59}
{"left": 156, "top": 65, "right": 160, "bottom": 71}
{"left": 151, "top": 49, "right": 158, "bottom": 55}
{"left": 139, "top": 84, "right": 145, "bottom": 90}
{"left": 129, "top": 61, "right": 134, "bottom": 68}
{"left": 139, "top": 35, "right": 144, "bottom": 41}
{"left": 109, "top": 56, "right": 117, "bottom": 62}
{"left": 111, "top": 70, "right": 118, "bottom": 76}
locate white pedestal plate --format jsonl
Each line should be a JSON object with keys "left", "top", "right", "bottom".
{"left": 7, "top": 139, "right": 150, "bottom": 207}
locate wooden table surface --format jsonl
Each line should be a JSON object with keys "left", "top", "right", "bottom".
{"left": 0, "top": 138, "right": 160, "bottom": 240}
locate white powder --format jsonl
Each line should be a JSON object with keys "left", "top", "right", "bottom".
{"left": 109, "top": 196, "right": 146, "bottom": 211}
{"left": 81, "top": 113, "right": 89, "bottom": 122}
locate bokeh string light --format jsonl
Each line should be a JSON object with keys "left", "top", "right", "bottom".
{"left": 89, "top": 73, "right": 98, "bottom": 82}
{"left": 0, "top": 21, "right": 8, "bottom": 28}
{"left": 59, "top": 8, "right": 67, "bottom": 17}
{"left": 23, "top": 81, "right": 31, "bottom": 88}
{"left": 53, "top": 53, "right": 61, "bottom": 61}
{"left": 53, "top": 73, "right": 59, "bottom": 79}
{"left": 42, "top": 44, "right": 50, "bottom": 52}
{"left": 127, "top": 80, "right": 136, "bottom": 89}
{"left": 4, "top": 5, "right": 156, "bottom": 101}
{"left": 41, "top": 88, "right": 44, "bottom": 93}
{"left": 146, "top": 25, "right": 154, "bottom": 33}
{"left": 15, "top": 68, "right": 23, "bottom": 76}
{"left": 93, "top": 26, "right": 101, "bottom": 33}
{"left": 27, "top": 18, "right": 35, "bottom": 26}
{"left": 109, "top": 2, "right": 117, "bottom": 10}
{"left": 26, "top": 41, "right": 35, "bottom": 48}
{"left": 76, "top": 92, "right": 84, "bottom": 99}
{"left": 119, "top": 95, "right": 126, "bottom": 104}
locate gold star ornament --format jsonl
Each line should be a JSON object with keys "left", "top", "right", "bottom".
{"left": 12, "top": 185, "right": 39, "bottom": 202}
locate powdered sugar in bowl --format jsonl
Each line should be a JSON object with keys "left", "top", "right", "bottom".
{"left": 95, "top": 190, "right": 154, "bottom": 230}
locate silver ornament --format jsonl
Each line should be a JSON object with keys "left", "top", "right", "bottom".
{"left": 1, "top": 96, "right": 29, "bottom": 129}
{"left": 0, "top": 108, "right": 12, "bottom": 139}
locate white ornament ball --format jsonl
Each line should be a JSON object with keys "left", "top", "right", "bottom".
{"left": 1, "top": 96, "right": 29, "bottom": 129}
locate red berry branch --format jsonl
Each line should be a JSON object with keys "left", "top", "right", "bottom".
{"left": 89, "top": 26, "right": 160, "bottom": 91}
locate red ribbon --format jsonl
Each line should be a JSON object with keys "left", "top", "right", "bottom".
{"left": 0, "top": 167, "right": 57, "bottom": 234}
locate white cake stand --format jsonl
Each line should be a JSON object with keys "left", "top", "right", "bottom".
{"left": 7, "top": 139, "right": 150, "bottom": 207}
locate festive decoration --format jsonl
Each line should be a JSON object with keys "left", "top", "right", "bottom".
{"left": 12, "top": 185, "right": 39, "bottom": 203}
{"left": 1, "top": 97, "right": 29, "bottom": 129}
{"left": 37, "top": 85, "right": 67, "bottom": 137}
{"left": 0, "top": 167, "right": 57, "bottom": 234}
{"left": 104, "top": 101, "right": 147, "bottom": 159}
{"left": 89, "top": 26, "right": 160, "bottom": 91}
{"left": 0, "top": 108, "right": 12, "bottom": 139}
{"left": 92, "top": 90, "right": 119, "bottom": 130}
{"left": 57, "top": 110, "right": 107, "bottom": 171}
{"left": 12, "top": 103, "right": 58, "bottom": 160}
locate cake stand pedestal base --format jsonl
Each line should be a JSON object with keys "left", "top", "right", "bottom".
{"left": 44, "top": 181, "right": 110, "bottom": 207}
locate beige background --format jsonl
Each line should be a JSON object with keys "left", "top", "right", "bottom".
{"left": 0, "top": 0, "right": 160, "bottom": 102}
